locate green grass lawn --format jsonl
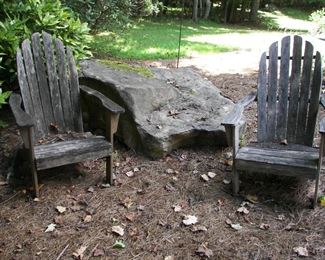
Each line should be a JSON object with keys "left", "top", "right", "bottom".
{"left": 90, "top": 19, "right": 248, "bottom": 60}
{"left": 90, "top": 8, "right": 315, "bottom": 61}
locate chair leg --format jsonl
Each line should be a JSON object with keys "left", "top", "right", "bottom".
{"left": 31, "top": 163, "right": 39, "bottom": 198}
{"left": 106, "top": 156, "right": 113, "bottom": 185}
{"left": 313, "top": 172, "right": 320, "bottom": 208}
{"left": 232, "top": 166, "right": 239, "bottom": 195}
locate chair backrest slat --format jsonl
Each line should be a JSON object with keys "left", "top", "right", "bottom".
{"left": 17, "top": 32, "right": 83, "bottom": 141}
{"left": 266, "top": 41, "right": 278, "bottom": 141}
{"left": 67, "top": 47, "right": 83, "bottom": 132}
{"left": 276, "top": 36, "right": 290, "bottom": 141}
{"left": 42, "top": 32, "right": 66, "bottom": 132}
{"left": 17, "top": 49, "right": 36, "bottom": 123}
{"left": 287, "top": 36, "right": 302, "bottom": 142}
{"left": 55, "top": 38, "right": 74, "bottom": 129}
{"left": 306, "top": 51, "right": 323, "bottom": 144}
{"left": 257, "top": 52, "right": 267, "bottom": 141}
{"left": 31, "top": 33, "right": 55, "bottom": 130}
{"left": 21, "top": 40, "right": 46, "bottom": 137}
{"left": 296, "top": 41, "right": 314, "bottom": 142}
{"left": 257, "top": 35, "right": 322, "bottom": 146}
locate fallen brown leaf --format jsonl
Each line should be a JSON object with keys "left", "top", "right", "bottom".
{"left": 83, "top": 215, "right": 92, "bottom": 223}
{"left": 207, "top": 172, "right": 216, "bottom": 178}
{"left": 112, "top": 225, "right": 124, "bottom": 236}
{"left": 200, "top": 174, "right": 209, "bottom": 182}
{"left": 293, "top": 246, "right": 309, "bottom": 257}
{"left": 93, "top": 248, "right": 105, "bottom": 257}
{"left": 259, "top": 223, "right": 270, "bottom": 230}
{"left": 56, "top": 206, "right": 66, "bottom": 214}
{"left": 237, "top": 206, "right": 249, "bottom": 214}
{"left": 121, "top": 197, "right": 133, "bottom": 209}
{"left": 196, "top": 244, "right": 213, "bottom": 258}
{"left": 125, "top": 212, "right": 137, "bottom": 222}
{"left": 246, "top": 194, "right": 259, "bottom": 204}
{"left": 72, "top": 245, "right": 87, "bottom": 259}
{"left": 191, "top": 225, "right": 208, "bottom": 233}
{"left": 183, "top": 215, "right": 198, "bottom": 226}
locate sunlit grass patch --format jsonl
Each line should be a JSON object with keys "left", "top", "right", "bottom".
{"left": 90, "top": 19, "right": 246, "bottom": 60}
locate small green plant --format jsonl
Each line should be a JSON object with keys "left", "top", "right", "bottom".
{"left": 239, "top": 134, "right": 246, "bottom": 148}
{"left": 0, "top": 88, "right": 11, "bottom": 108}
{"left": 0, "top": 87, "right": 11, "bottom": 129}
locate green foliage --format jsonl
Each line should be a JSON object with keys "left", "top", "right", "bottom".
{"left": 132, "top": 0, "right": 162, "bottom": 17}
{"left": 63, "top": 0, "right": 163, "bottom": 32}
{"left": 62, "top": 0, "right": 133, "bottom": 32}
{"left": 310, "top": 8, "right": 325, "bottom": 34}
{"left": 0, "top": 0, "right": 92, "bottom": 87}
{"left": 0, "top": 88, "right": 11, "bottom": 109}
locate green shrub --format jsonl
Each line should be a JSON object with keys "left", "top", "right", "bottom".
{"left": 310, "top": 8, "right": 325, "bottom": 35}
{"left": 62, "top": 0, "right": 134, "bottom": 32}
{"left": 62, "top": 0, "right": 163, "bottom": 32}
{"left": 0, "top": 0, "right": 92, "bottom": 88}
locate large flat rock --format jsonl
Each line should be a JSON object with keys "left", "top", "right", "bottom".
{"left": 80, "top": 60, "right": 234, "bottom": 158}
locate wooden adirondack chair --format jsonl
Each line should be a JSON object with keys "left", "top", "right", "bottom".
{"left": 9, "top": 32, "right": 125, "bottom": 197}
{"left": 222, "top": 35, "right": 324, "bottom": 208}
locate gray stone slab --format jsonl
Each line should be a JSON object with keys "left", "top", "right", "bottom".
{"left": 80, "top": 60, "right": 235, "bottom": 158}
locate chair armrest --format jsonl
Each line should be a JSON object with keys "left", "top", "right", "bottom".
{"left": 80, "top": 85, "right": 125, "bottom": 114}
{"left": 221, "top": 92, "right": 256, "bottom": 155}
{"left": 222, "top": 91, "right": 256, "bottom": 126}
{"left": 9, "top": 93, "right": 34, "bottom": 128}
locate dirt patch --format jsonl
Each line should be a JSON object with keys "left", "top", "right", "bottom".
{"left": 0, "top": 65, "right": 324, "bottom": 259}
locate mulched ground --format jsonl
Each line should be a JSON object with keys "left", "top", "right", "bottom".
{"left": 0, "top": 67, "right": 324, "bottom": 259}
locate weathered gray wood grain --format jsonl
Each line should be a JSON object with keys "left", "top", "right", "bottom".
{"left": 16, "top": 49, "right": 35, "bottom": 121}
{"left": 257, "top": 52, "right": 267, "bottom": 141}
{"left": 297, "top": 41, "right": 313, "bottom": 144}
{"left": 266, "top": 41, "right": 278, "bottom": 141}
{"left": 55, "top": 38, "right": 74, "bottom": 130}
{"left": 80, "top": 85, "right": 125, "bottom": 114}
{"left": 22, "top": 39, "right": 46, "bottom": 138}
{"left": 306, "top": 51, "right": 322, "bottom": 144}
{"left": 9, "top": 93, "right": 34, "bottom": 127}
{"left": 31, "top": 32, "right": 54, "bottom": 133}
{"left": 67, "top": 47, "right": 83, "bottom": 132}
{"left": 43, "top": 31, "right": 65, "bottom": 131}
{"left": 287, "top": 35, "right": 302, "bottom": 142}
{"left": 35, "top": 136, "right": 112, "bottom": 170}
{"left": 276, "top": 36, "right": 290, "bottom": 141}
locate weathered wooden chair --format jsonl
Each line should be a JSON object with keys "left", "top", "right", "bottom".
{"left": 9, "top": 32, "right": 125, "bottom": 197}
{"left": 222, "top": 35, "right": 324, "bottom": 207}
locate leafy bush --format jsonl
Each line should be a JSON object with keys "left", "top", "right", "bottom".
{"left": 310, "top": 8, "right": 325, "bottom": 35}
{"left": 0, "top": 0, "right": 92, "bottom": 87}
{"left": 62, "top": 0, "right": 134, "bottom": 32}
{"left": 62, "top": 0, "right": 163, "bottom": 32}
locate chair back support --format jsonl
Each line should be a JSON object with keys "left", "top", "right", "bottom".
{"left": 257, "top": 35, "right": 322, "bottom": 146}
{"left": 17, "top": 31, "right": 83, "bottom": 140}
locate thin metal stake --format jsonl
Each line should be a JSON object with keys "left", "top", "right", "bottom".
{"left": 177, "top": 0, "right": 185, "bottom": 68}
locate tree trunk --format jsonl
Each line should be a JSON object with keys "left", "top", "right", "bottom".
{"left": 199, "top": 0, "right": 203, "bottom": 18}
{"left": 193, "top": 0, "right": 198, "bottom": 22}
{"left": 250, "top": 0, "right": 260, "bottom": 23}
{"left": 203, "top": 0, "right": 211, "bottom": 19}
